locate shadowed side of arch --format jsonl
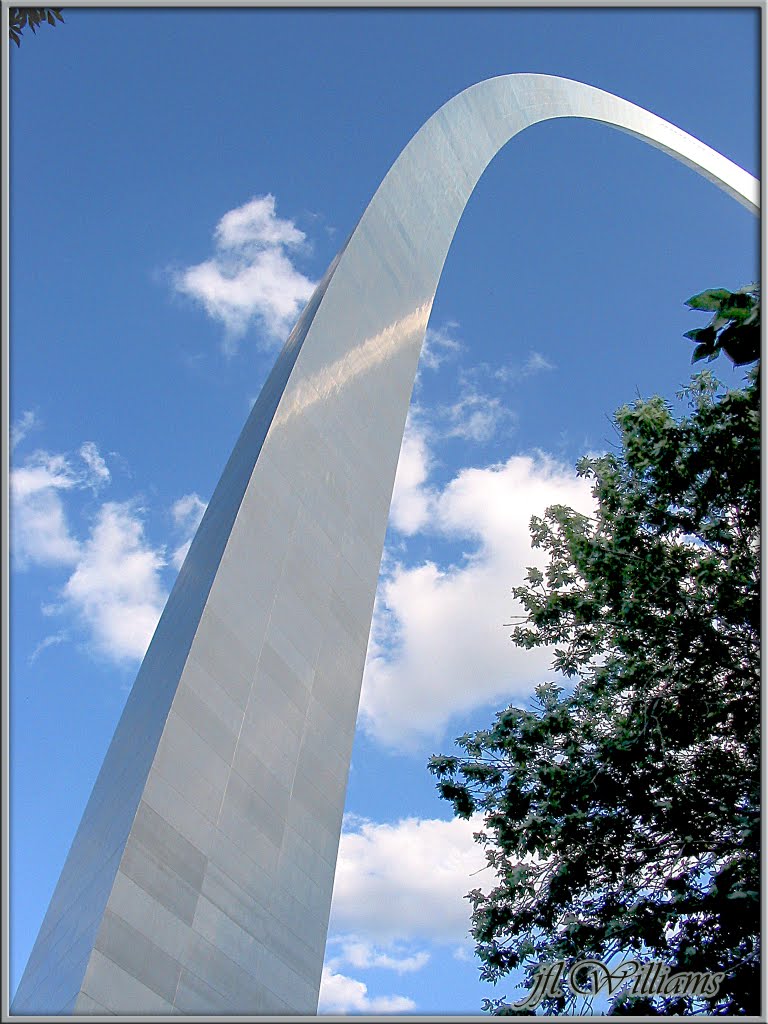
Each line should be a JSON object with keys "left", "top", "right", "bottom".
{"left": 13, "top": 75, "right": 758, "bottom": 1017}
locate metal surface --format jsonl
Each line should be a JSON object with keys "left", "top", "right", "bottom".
{"left": 12, "top": 74, "right": 758, "bottom": 1016}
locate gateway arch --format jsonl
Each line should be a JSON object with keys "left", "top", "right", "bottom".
{"left": 13, "top": 75, "right": 758, "bottom": 1016}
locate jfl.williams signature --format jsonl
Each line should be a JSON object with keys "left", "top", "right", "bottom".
{"left": 515, "top": 958, "right": 727, "bottom": 1010}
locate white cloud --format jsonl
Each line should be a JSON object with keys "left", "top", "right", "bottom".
{"left": 170, "top": 492, "right": 207, "bottom": 569}
{"left": 63, "top": 502, "right": 167, "bottom": 662}
{"left": 10, "top": 443, "right": 187, "bottom": 664}
{"left": 11, "top": 450, "right": 79, "bottom": 501}
{"left": 12, "top": 488, "right": 80, "bottom": 571}
{"left": 11, "top": 444, "right": 110, "bottom": 502}
{"left": 215, "top": 195, "right": 306, "bottom": 250}
{"left": 361, "top": 450, "right": 594, "bottom": 749}
{"left": 175, "top": 194, "right": 316, "bottom": 346}
{"left": 318, "top": 966, "right": 416, "bottom": 1015}
{"left": 11, "top": 451, "right": 83, "bottom": 567}
{"left": 11, "top": 443, "right": 118, "bottom": 569}
{"left": 389, "top": 412, "right": 434, "bottom": 535}
{"left": 172, "top": 491, "right": 207, "bottom": 531}
{"left": 328, "top": 815, "right": 488, "bottom": 946}
{"left": 10, "top": 409, "right": 39, "bottom": 450}
{"left": 324, "top": 812, "right": 539, "bottom": 1014}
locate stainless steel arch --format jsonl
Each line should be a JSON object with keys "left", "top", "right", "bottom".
{"left": 13, "top": 74, "right": 758, "bottom": 1016}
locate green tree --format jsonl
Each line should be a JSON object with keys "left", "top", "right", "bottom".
{"left": 429, "top": 292, "right": 760, "bottom": 1015}
{"left": 9, "top": 8, "right": 63, "bottom": 47}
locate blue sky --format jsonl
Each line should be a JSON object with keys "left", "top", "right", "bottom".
{"left": 8, "top": 6, "right": 759, "bottom": 1015}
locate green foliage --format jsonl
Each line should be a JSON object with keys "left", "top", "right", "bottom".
{"left": 429, "top": 322, "right": 760, "bottom": 1014}
{"left": 9, "top": 8, "right": 63, "bottom": 47}
{"left": 684, "top": 284, "right": 759, "bottom": 366}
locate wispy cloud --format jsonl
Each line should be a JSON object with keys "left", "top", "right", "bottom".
{"left": 522, "top": 350, "right": 555, "bottom": 375}
{"left": 327, "top": 938, "right": 429, "bottom": 975}
{"left": 170, "top": 492, "right": 207, "bottom": 569}
{"left": 10, "top": 409, "right": 40, "bottom": 451}
{"left": 440, "top": 388, "right": 515, "bottom": 443}
{"left": 78, "top": 441, "right": 111, "bottom": 486}
{"left": 174, "top": 193, "right": 316, "bottom": 348}
{"left": 420, "top": 321, "right": 463, "bottom": 373}
{"left": 414, "top": 342, "right": 553, "bottom": 447}
{"left": 29, "top": 630, "right": 69, "bottom": 665}
{"left": 493, "top": 349, "right": 556, "bottom": 384}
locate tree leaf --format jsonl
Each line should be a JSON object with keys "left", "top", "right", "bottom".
{"left": 685, "top": 288, "right": 732, "bottom": 311}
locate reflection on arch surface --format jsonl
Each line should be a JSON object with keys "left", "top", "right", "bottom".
{"left": 13, "top": 74, "right": 758, "bottom": 1017}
